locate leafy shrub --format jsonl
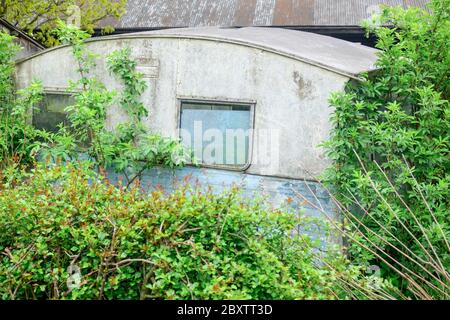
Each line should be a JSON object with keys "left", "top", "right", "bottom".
{"left": 41, "top": 22, "right": 191, "bottom": 187}
{"left": 0, "top": 162, "right": 378, "bottom": 300}
{"left": 322, "top": 0, "right": 449, "bottom": 299}
{"left": 0, "top": 32, "right": 45, "bottom": 170}
{"left": 0, "top": 23, "right": 189, "bottom": 184}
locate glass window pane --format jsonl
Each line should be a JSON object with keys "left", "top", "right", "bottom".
{"left": 180, "top": 102, "right": 251, "bottom": 168}
{"left": 33, "top": 94, "right": 74, "bottom": 132}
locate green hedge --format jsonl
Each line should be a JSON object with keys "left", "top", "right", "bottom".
{"left": 0, "top": 163, "right": 360, "bottom": 300}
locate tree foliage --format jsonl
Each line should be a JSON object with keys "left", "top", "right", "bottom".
{"left": 0, "top": 0, "right": 127, "bottom": 46}
{"left": 322, "top": 0, "right": 449, "bottom": 298}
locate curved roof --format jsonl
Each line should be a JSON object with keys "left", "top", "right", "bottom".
{"left": 116, "top": 27, "right": 380, "bottom": 78}
{"left": 17, "top": 27, "right": 379, "bottom": 79}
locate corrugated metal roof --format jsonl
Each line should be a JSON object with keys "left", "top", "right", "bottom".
{"left": 100, "top": 0, "right": 430, "bottom": 28}
{"left": 106, "top": 27, "right": 380, "bottom": 78}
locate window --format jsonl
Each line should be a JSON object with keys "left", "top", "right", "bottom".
{"left": 179, "top": 101, "right": 253, "bottom": 169}
{"left": 33, "top": 93, "right": 75, "bottom": 132}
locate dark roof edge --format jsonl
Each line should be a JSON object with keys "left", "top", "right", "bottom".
{"left": 94, "top": 25, "right": 370, "bottom": 33}
{"left": 93, "top": 25, "right": 379, "bottom": 47}
{"left": 0, "top": 18, "right": 46, "bottom": 49}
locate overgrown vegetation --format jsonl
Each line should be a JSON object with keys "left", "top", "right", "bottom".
{"left": 322, "top": 0, "right": 449, "bottom": 299}
{"left": 0, "top": 31, "right": 44, "bottom": 171}
{"left": 1, "top": 22, "right": 189, "bottom": 186}
{"left": 0, "top": 0, "right": 127, "bottom": 46}
{"left": 40, "top": 22, "right": 190, "bottom": 187}
{"left": 0, "top": 162, "right": 379, "bottom": 300}
{"left": 0, "top": 1, "right": 448, "bottom": 300}
{"left": 0, "top": 22, "right": 391, "bottom": 301}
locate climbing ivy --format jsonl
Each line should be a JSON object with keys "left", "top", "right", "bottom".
{"left": 41, "top": 22, "right": 190, "bottom": 186}
{"left": 105, "top": 47, "right": 191, "bottom": 186}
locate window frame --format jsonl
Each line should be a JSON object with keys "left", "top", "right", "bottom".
{"left": 32, "top": 88, "right": 78, "bottom": 131}
{"left": 177, "top": 97, "right": 256, "bottom": 172}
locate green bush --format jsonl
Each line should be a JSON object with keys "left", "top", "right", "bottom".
{"left": 41, "top": 23, "right": 191, "bottom": 187}
{"left": 1, "top": 24, "right": 189, "bottom": 183}
{"left": 0, "top": 162, "right": 372, "bottom": 300}
{"left": 0, "top": 32, "right": 45, "bottom": 170}
{"left": 322, "top": 0, "right": 449, "bottom": 299}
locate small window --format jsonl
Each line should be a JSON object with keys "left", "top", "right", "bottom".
{"left": 33, "top": 93, "right": 74, "bottom": 132}
{"left": 180, "top": 101, "right": 253, "bottom": 169}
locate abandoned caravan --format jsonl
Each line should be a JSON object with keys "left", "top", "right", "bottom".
{"left": 14, "top": 27, "right": 379, "bottom": 227}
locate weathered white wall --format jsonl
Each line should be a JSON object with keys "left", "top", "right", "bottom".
{"left": 15, "top": 36, "right": 349, "bottom": 180}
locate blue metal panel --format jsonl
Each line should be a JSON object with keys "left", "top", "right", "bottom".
{"left": 106, "top": 166, "right": 339, "bottom": 248}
